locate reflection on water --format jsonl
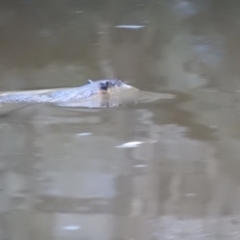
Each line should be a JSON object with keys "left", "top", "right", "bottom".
{"left": 1, "top": 0, "right": 240, "bottom": 239}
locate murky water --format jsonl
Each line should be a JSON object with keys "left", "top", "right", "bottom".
{"left": 1, "top": 0, "right": 240, "bottom": 239}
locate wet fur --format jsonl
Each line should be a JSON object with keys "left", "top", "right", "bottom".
{"left": 0, "top": 79, "right": 128, "bottom": 104}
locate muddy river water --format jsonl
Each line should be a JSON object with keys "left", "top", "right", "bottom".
{"left": 1, "top": 0, "right": 240, "bottom": 239}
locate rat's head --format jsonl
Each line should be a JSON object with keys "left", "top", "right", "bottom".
{"left": 98, "top": 79, "right": 133, "bottom": 93}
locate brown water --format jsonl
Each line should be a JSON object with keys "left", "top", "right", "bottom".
{"left": 1, "top": 0, "right": 240, "bottom": 239}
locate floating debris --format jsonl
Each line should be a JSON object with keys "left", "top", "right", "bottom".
{"left": 76, "top": 132, "right": 92, "bottom": 136}
{"left": 134, "top": 164, "right": 148, "bottom": 168}
{"left": 114, "top": 25, "right": 145, "bottom": 29}
{"left": 63, "top": 225, "right": 81, "bottom": 231}
{"left": 115, "top": 141, "right": 143, "bottom": 148}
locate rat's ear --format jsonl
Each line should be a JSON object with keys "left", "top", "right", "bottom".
{"left": 88, "top": 80, "right": 93, "bottom": 84}
{"left": 100, "top": 81, "right": 110, "bottom": 91}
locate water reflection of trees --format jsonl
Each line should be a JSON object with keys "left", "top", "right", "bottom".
{"left": 1, "top": 0, "right": 239, "bottom": 90}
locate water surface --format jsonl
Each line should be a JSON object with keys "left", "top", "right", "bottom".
{"left": 1, "top": 0, "right": 240, "bottom": 240}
